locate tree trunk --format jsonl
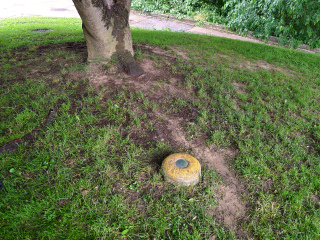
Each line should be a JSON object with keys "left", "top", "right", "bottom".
{"left": 72, "top": 0, "right": 144, "bottom": 76}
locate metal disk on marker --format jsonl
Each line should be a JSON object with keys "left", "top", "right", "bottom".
{"left": 162, "top": 153, "right": 201, "bottom": 186}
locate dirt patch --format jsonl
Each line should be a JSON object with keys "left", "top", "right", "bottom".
{"left": 86, "top": 63, "right": 129, "bottom": 89}
{"left": 232, "top": 82, "right": 246, "bottom": 94}
{"left": 86, "top": 46, "right": 194, "bottom": 104}
{"left": 154, "top": 113, "right": 248, "bottom": 236}
{"left": 57, "top": 198, "right": 70, "bottom": 207}
{"left": 217, "top": 53, "right": 231, "bottom": 60}
{"left": 239, "top": 60, "right": 296, "bottom": 76}
{"left": 171, "top": 46, "right": 191, "bottom": 60}
{"left": 138, "top": 44, "right": 191, "bottom": 61}
{"left": 310, "top": 194, "right": 320, "bottom": 203}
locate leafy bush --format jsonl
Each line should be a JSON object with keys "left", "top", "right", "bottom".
{"left": 224, "top": 0, "right": 320, "bottom": 48}
{"left": 132, "top": 0, "right": 226, "bottom": 23}
{"left": 132, "top": 0, "right": 320, "bottom": 48}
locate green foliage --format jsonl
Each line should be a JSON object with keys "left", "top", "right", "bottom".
{"left": 224, "top": 0, "right": 320, "bottom": 48}
{"left": 132, "top": 0, "right": 226, "bottom": 23}
{"left": 132, "top": 0, "right": 320, "bottom": 48}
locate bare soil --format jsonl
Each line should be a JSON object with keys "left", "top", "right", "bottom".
{"left": 238, "top": 60, "right": 297, "bottom": 76}
{"left": 156, "top": 113, "right": 248, "bottom": 236}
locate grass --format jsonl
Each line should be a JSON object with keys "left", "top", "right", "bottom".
{"left": 0, "top": 17, "right": 84, "bottom": 50}
{"left": 1, "top": 17, "right": 320, "bottom": 239}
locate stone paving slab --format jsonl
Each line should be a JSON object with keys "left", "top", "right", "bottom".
{"left": 131, "top": 18, "right": 193, "bottom": 32}
{"left": 129, "top": 14, "right": 149, "bottom": 24}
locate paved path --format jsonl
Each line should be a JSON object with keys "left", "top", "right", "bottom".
{"left": 1, "top": 0, "right": 318, "bottom": 53}
{"left": 1, "top": 0, "right": 79, "bottom": 18}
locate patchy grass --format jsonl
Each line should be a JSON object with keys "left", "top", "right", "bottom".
{"left": 1, "top": 17, "right": 320, "bottom": 239}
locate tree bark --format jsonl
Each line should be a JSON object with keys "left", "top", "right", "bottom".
{"left": 72, "top": 0, "right": 144, "bottom": 76}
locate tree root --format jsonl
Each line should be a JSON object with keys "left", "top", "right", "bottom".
{"left": 116, "top": 51, "right": 145, "bottom": 77}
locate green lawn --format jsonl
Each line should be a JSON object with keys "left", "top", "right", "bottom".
{"left": 0, "top": 17, "right": 320, "bottom": 239}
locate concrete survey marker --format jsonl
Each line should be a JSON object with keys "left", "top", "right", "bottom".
{"left": 162, "top": 153, "right": 201, "bottom": 186}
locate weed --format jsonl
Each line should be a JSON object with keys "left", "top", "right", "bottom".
{"left": 134, "top": 48, "right": 142, "bottom": 59}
